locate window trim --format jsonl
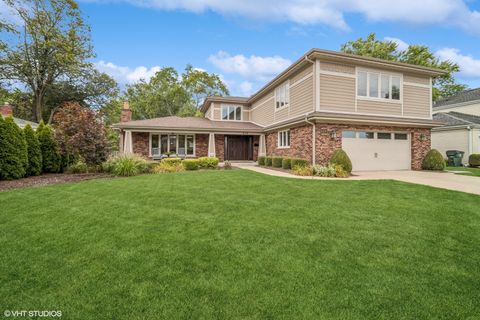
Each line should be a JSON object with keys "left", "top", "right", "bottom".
{"left": 221, "top": 104, "right": 243, "bottom": 121}
{"left": 356, "top": 68, "right": 403, "bottom": 103}
{"left": 149, "top": 133, "right": 196, "bottom": 157}
{"left": 274, "top": 81, "right": 290, "bottom": 112}
{"left": 277, "top": 130, "right": 290, "bottom": 148}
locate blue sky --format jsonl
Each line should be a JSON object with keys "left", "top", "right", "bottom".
{"left": 76, "top": 0, "right": 480, "bottom": 96}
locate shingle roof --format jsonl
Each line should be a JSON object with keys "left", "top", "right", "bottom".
{"left": 433, "top": 88, "right": 480, "bottom": 108}
{"left": 433, "top": 111, "right": 480, "bottom": 127}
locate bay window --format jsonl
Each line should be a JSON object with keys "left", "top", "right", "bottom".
{"left": 357, "top": 70, "right": 401, "bottom": 101}
{"left": 151, "top": 134, "right": 195, "bottom": 156}
{"left": 222, "top": 104, "right": 242, "bottom": 121}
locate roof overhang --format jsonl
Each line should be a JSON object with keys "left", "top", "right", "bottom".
{"left": 432, "top": 124, "right": 480, "bottom": 131}
{"left": 111, "top": 124, "right": 264, "bottom": 134}
{"left": 433, "top": 99, "right": 480, "bottom": 111}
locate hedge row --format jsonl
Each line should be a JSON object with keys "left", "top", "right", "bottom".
{"left": 257, "top": 156, "right": 309, "bottom": 169}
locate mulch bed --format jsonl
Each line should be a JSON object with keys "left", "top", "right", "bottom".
{"left": 0, "top": 173, "right": 110, "bottom": 192}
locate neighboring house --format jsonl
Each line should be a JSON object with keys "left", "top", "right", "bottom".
{"left": 432, "top": 89, "right": 480, "bottom": 163}
{"left": 0, "top": 102, "right": 39, "bottom": 129}
{"left": 112, "top": 48, "right": 446, "bottom": 171}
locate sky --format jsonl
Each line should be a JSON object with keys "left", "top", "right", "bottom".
{"left": 7, "top": 0, "right": 480, "bottom": 96}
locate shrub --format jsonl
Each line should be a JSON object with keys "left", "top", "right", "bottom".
{"left": 422, "top": 149, "right": 446, "bottom": 171}
{"left": 469, "top": 154, "right": 480, "bottom": 167}
{"left": 329, "top": 149, "right": 352, "bottom": 173}
{"left": 198, "top": 157, "right": 219, "bottom": 169}
{"left": 24, "top": 124, "right": 42, "bottom": 176}
{"left": 153, "top": 161, "right": 184, "bottom": 173}
{"left": 272, "top": 157, "right": 283, "bottom": 168}
{"left": 37, "top": 121, "right": 61, "bottom": 173}
{"left": 282, "top": 158, "right": 292, "bottom": 169}
{"left": 313, "top": 164, "right": 336, "bottom": 177}
{"left": 67, "top": 159, "right": 88, "bottom": 174}
{"left": 183, "top": 159, "right": 200, "bottom": 170}
{"left": 102, "top": 154, "right": 148, "bottom": 176}
{"left": 257, "top": 156, "right": 266, "bottom": 166}
{"left": 333, "top": 164, "right": 349, "bottom": 178}
{"left": 224, "top": 160, "right": 232, "bottom": 170}
{"left": 292, "top": 165, "right": 313, "bottom": 176}
{"left": 162, "top": 157, "right": 182, "bottom": 165}
{"left": 0, "top": 117, "right": 28, "bottom": 180}
{"left": 265, "top": 157, "right": 273, "bottom": 166}
{"left": 290, "top": 158, "right": 309, "bottom": 168}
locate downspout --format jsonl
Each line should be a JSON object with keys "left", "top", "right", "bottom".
{"left": 305, "top": 116, "right": 316, "bottom": 164}
{"left": 468, "top": 126, "right": 473, "bottom": 161}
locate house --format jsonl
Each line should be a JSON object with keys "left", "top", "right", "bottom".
{"left": 112, "top": 48, "right": 446, "bottom": 171}
{"left": 0, "top": 102, "right": 39, "bottom": 129}
{"left": 432, "top": 88, "right": 480, "bottom": 163}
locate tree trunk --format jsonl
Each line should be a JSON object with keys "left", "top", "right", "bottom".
{"left": 33, "top": 92, "right": 43, "bottom": 123}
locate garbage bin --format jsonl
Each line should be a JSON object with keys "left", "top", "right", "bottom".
{"left": 446, "top": 150, "right": 465, "bottom": 167}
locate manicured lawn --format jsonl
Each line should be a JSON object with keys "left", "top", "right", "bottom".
{"left": 1, "top": 170, "right": 480, "bottom": 319}
{"left": 446, "top": 166, "right": 480, "bottom": 177}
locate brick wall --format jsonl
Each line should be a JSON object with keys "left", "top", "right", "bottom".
{"left": 215, "top": 134, "right": 225, "bottom": 162}
{"left": 266, "top": 125, "right": 313, "bottom": 161}
{"left": 196, "top": 134, "right": 208, "bottom": 157}
{"left": 132, "top": 132, "right": 149, "bottom": 158}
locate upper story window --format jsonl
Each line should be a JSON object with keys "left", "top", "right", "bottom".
{"left": 357, "top": 70, "right": 401, "bottom": 101}
{"left": 221, "top": 104, "right": 242, "bottom": 121}
{"left": 275, "top": 81, "right": 290, "bottom": 110}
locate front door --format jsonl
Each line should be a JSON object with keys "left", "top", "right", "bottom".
{"left": 225, "top": 136, "right": 253, "bottom": 161}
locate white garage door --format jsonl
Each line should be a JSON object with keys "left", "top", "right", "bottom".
{"left": 342, "top": 131, "right": 411, "bottom": 171}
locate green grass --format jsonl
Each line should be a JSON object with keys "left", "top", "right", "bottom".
{"left": 1, "top": 170, "right": 480, "bottom": 319}
{"left": 446, "top": 166, "right": 480, "bottom": 177}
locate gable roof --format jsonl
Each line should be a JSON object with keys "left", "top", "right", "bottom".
{"left": 433, "top": 111, "right": 480, "bottom": 127}
{"left": 433, "top": 88, "right": 480, "bottom": 108}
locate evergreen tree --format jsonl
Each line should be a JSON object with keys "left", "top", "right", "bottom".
{"left": 36, "top": 121, "right": 61, "bottom": 173}
{"left": 0, "top": 117, "right": 28, "bottom": 179}
{"left": 24, "top": 124, "right": 42, "bottom": 176}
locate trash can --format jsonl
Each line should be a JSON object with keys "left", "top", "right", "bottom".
{"left": 446, "top": 150, "right": 465, "bottom": 167}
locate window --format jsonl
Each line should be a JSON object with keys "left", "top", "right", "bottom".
{"left": 222, "top": 105, "right": 242, "bottom": 121}
{"left": 275, "top": 81, "right": 289, "bottom": 110}
{"left": 357, "top": 70, "right": 401, "bottom": 101}
{"left": 394, "top": 133, "right": 408, "bottom": 140}
{"left": 342, "top": 130, "right": 356, "bottom": 138}
{"left": 358, "top": 131, "right": 374, "bottom": 139}
{"left": 152, "top": 134, "right": 195, "bottom": 155}
{"left": 278, "top": 130, "right": 290, "bottom": 148}
{"left": 377, "top": 132, "right": 392, "bottom": 140}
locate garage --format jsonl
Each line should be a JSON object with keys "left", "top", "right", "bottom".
{"left": 341, "top": 130, "right": 411, "bottom": 171}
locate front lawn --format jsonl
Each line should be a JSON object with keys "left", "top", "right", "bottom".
{"left": 446, "top": 166, "right": 480, "bottom": 177}
{"left": 1, "top": 170, "right": 479, "bottom": 319}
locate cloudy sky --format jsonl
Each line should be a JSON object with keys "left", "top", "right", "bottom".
{"left": 62, "top": 0, "right": 480, "bottom": 95}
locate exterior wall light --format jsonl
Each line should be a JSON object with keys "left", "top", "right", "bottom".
{"left": 419, "top": 134, "right": 427, "bottom": 141}
{"left": 330, "top": 131, "right": 337, "bottom": 139}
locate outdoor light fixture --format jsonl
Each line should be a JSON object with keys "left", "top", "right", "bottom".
{"left": 419, "top": 134, "right": 427, "bottom": 141}
{"left": 330, "top": 131, "right": 337, "bottom": 138}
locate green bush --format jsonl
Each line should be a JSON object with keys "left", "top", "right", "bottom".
{"left": 224, "top": 160, "right": 232, "bottom": 170}
{"left": 152, "top": 161, "right": 184, "bottom": 173}
{"left": 36, "top": 121, "right": 61, "bottom": 173}
{"left": 183, "top": 159, "right": 200, "bottom": 170}
{"left": 282, "top": 158, "right": 292, "bottom": 169}
{"left": 23, "top": 124, "right": 42, "bottom": 176}
{"left": 290, "top": 158, "right": 309, "bottom": 168}
{"left": 102, "top": 154, "right": 148, "bottom": 176}
{"left": 257, "top": 156, "right": 266, "bottom": 166}
{"left": 272, "top": 157, "right": 283, "bottom": 168}
{"left": 198, "top": 157, "right": 219, "bottom": 169}
{"left": 333, "top": 164, "right": 349, "bottom": 178}
{"left": 313, "top": 164, "right": 336, "bottom": 177}
{"left": 329, "top": 149, "right": 352, "bottom": 173}
{"left": 162, "top": 157, "right": 182, "bottom": 165}
{"left": 67, "top": 159, "right": 88, "bottom": 174}
{"left": 422, "top": 149, "right": 446, "bottom": 171}
{"left": 292, "top": 165, "right": 313, "bottom": 176}
{"left": 469, "top": 154, "right": 480, "bottom": 167}
{"left": 265, "top": 157, "right": 273, "bottom": 166}
{"left": 0, "top": 117, "right": 28, "bottom": 180}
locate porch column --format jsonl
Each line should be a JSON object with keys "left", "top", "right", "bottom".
{"left": 123, "top": 130, "right": 133, "bottom": 154}
{"left": 258, "top": 134, "right": 266, "bottom": 156}
{"left": 208, "top": 133, "right": 216, "bottom": 157}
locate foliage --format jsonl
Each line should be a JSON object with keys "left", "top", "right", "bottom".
{"left": 282, "top": 158, "right": 292, "bottom": 169}
{"left": 102, "top": 154, "right": 148, "bottom": 176}
{"left": 23, "top": 124, "right": 42, "bottom": 176}
{"left": 223, "top": 160, "right": 232, "bottom": 170}
{"left": 468, "top": 154, "right": 480, "bottom": 167}
{"left": 162, "top": 157, "right": 182, "bottom": 165}
{"left": 265, "top": 157, "right": 273, "bottom": 166}
{"left": 333, "top": 164, "right": 349, "bottom": 178}
{"left": 422, "top": 149, "right": 446, "bottom": 171}
{"left": 329, "top": 149, "right": 353, "bottom": 173}
{"left": 290, "top": 158, "right": 309, "bottom": 168}
{"left": 152, "top": 161, "right": 185, "bottom": 173}
{"left": 272, "top": 157, "right": 283, "bottom": 168}
{"left": 36, "top": 121, "right": 61, "bottom": 173}
{"left": 0, "top": 116, "right": 28, "bottom": 179}
{"left": 313, "top": 164, "right": 336, "bottom": 177}
{"left": 292, "top": 165, "right": 313, "bottom": 176}
{"left": 182, "top": 65, "right": 229, "bottom": 108}
{"left": 197, "top": 157, "right": 219, "bottom": 169}
{"left": 183, "top": 159, "right": 200, "bottom": 171}
{"left": 53, "top": 102, "right": 109, "bottom": 165}
{"left": 340, "top": 33, "right": 467, "bottom": 101}
{"left": 67, "top": 159, "right": 88, "bottom": 174}
{"left": 257, "top": 156, "right": 266, "bottom": 166}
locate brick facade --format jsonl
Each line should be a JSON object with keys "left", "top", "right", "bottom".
{"left": 196, "top": 134, "right": 208, "bottom": 157}
{"left": 215, "top": 134, "right": 225, "bottom": 162}
{"left": 266, "top": 125, "right": 313, "bottom": 160}
{"left": 132, "top": 132, "right": 149, "bottom": 158}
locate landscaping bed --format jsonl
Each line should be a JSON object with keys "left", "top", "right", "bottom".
{"left": 0, "top": 173, "right": 108, "bottom": 191}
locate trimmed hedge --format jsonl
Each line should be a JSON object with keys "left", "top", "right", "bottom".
{"left": 183, "top": 159, "right": 200, "bottom": 170}
{"left": 162, "top": 157, "right": 182, "bottom": 165}
{"left": 469, "top": 154, "right": 480, "bottom": 167}
{"left": 0, "top": 117, "right": 28, "bottom": 180}
{"left": 272, "top": 156, "right": 283, "bottom": 168}
{"left": 197, "top": 157, "right": 219, "bottom": 169}
{"left": 37, "top": 121, "right": 61, "bottom": 173}
{"left": 290, "top": 158, "right": 309, "bottom": 168}
{"left": 329, "top": 149, "right": 352, "bottom": 173}
{"left": 24, "top": 124, "right": 42, "bottom": 176}
{"left": 422, "top": 149, "right": 446, "bottom": 171}
{"left": 265, "top": 157, "right": 273, "bottom": 166}
{"left": 282, "top": 158, "right": 292, "bottom": 169}
{"left": 257, "top": 156, "right": 266, "bottom": 166}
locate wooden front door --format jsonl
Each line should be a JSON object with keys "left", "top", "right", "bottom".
{"left": 225, "top": 136, "right": 253, "bottom": 161}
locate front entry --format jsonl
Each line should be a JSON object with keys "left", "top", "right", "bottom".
{"left": 225, "top": 135, "right": 253, "bottom": 161}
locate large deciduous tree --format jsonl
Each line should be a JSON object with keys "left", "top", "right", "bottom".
{"left": 341, "top": 33, "right": 467, "bottom": 101}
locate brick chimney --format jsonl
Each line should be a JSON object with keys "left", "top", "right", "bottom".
{"left": 0, "top": 102, "right": 13, "bottom": 117}
{"left": 120, "top": 101, "right": 132, "bottom": 122}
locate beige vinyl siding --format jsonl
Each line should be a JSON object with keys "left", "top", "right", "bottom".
{"left": 319, "top": 74, "right": 356, "bottom": 112}
{"left": 320, "top": 61, "right": 355, "bottom": 74}
{"left": 356, "top": 99, "right": 402, "bottom": 116}
{"left": 474, "top": 129, "right": 480, "bottom": 154}
{"left": 289, "top": 75, "right": 314, "bottom": 118}
{"left": 291, "top": 65, "right": 313, "bottom": 83}
{"left": 242, "top": 110, "right": 250, "bottom": 121}
{"left": 433, "top": 102, "right": 480, "bottom": 116}
{"left": 204, "top": 106, "right": 213, "bottom": 119}
{"left": 213, "top": 104, "right": 221, "bottom": 120}
{"left": 432, "top": 129, "right": 470, "bottom": 163}
{"left": 403, "top": 85, "right": 430, "bottom": 118}
{"left": 251, "top": 91, "right": 275, "bottom": 126}
{"left": 404, "top": 73, "right": 430, "bottom": 85}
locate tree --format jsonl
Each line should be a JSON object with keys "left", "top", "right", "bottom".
{"left": 0, "top": 0, "right": 95, "bottom": 122}
{"left": 182, "top": 64, "right": 229, "bottom": 108}
{"left": 0, "top": 116, "right": 28, "bottom": 180}
{"left": 53, "top": 102, "right": 109, "bottom": 165}
{"left": 24, "top": 124, "right": 42, "bottom": 176}
{"left": 36, "top": 121, "right": 61, "bottom": 173}
{"left": 341, "top": 33, "right": 467, "bottom": 100}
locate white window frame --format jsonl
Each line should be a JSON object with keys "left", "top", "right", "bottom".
{"left": 221, "top": 104, "right": 242, "bottom": 121}
{"left": 274, "top": 81, "right": 290, "bottom": 111}
{"left": 356, "top": 68, "right": 403, "bottom": 103}
{"left": 278, "top": 130, "right": 290, "bottom": 148}
{"left": 149, "top": 133, "right": 196, "bottom": 157}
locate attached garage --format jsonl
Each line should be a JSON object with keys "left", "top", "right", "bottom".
{"left": 342, "top": 130, "right": 411, "bottom": 171}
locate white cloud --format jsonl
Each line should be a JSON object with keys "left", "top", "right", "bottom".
{"left": 83, "top": 0, "right": 480, "bottom": 34}
{"left": 436, "top": 48, "right": 480, "bottom": 78}
{"left": 94, "top": 60, "right": 162, "bottom": 84}
{"left": 239, "top": 81, "right": 254, "bottom": 96}
{"left": 208, "top": 51, "right": 291, "bottom": 81}
{"left": 384, "top": 37, "right": 409, "bottom": 52}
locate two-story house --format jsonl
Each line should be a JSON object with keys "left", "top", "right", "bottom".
{"left": 112, "top": 49, "right": 445, "bottom": 171}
